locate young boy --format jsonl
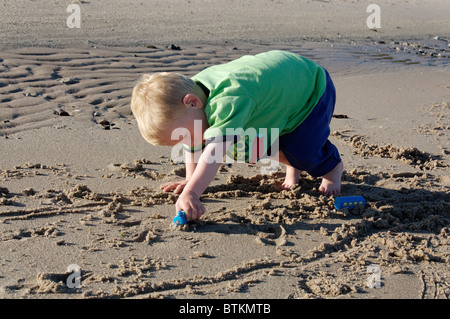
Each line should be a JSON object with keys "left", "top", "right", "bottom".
{"left": 131, "top": 50, "right": 343, "bottom": 221}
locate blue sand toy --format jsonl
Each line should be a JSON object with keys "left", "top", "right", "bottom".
{"left": 334, "top": 196, "right": 365, "bottom": 210}
{"left": 172, "top": 210, "right": 188, "bottom": 228}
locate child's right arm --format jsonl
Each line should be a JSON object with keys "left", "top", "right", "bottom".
{"left": 176, "top": 140, "right": 232, "bottom": 220}
{"left": 185, "top": 150, "right": 197, "bottom": 180}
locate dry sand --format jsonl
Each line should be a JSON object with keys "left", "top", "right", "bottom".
{"left": 0, "top": 0, "right": 449, "bottom": 300}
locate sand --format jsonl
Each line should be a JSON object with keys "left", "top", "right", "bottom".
{"left": 0, "top": 0, "right": 449, "bottom": 300}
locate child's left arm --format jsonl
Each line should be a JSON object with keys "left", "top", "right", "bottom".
{"left": 176, "top": 139, "right": 232, "bottom": 221}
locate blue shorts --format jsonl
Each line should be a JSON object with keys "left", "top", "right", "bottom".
{"left": 279, "top": 69, "right": 341, "bottom": 177}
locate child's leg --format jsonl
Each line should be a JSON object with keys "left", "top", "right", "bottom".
{"left": 269, "top": 148, "right": 342, "bottom": 193}
{"left": 319, "top": 160, "right": 343, "bottom": 196}
{"left": 278, "top": 150, "right": 301, "bottom": 189}
{"left": 278, "top": 68, "right": 343, "bottom": 195}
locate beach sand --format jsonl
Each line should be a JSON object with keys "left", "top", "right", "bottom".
{"left": 0, "top": 0, "right": 449, "bottom": 300}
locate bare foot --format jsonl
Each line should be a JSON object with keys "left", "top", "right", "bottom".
{"left": 281, "top": 165, "right": 301, "bottom": 190}
{"left": 319, "top": 161, "right": 343, "bottom": 196}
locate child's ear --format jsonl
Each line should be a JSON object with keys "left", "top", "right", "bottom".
{"left": 182, "top": 94, "right": 203, "bottom": 109}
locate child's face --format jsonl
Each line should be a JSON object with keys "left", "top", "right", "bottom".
{"left": 162, "top": 108, "right": 208, "bottom": 147}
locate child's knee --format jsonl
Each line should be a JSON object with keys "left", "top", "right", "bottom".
{"left": 283, "top": 140, "right": 341, "bottom": 177}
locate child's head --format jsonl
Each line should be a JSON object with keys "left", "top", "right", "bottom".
{"left": 131, "top": 72, "right": 197, "bottom": 145}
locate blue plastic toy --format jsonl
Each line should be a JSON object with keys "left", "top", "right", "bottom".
{"left": 172, "top": 210, "right": 188, "bottom": 228}
{"left": 334, "top": 196, "right": 365, "bottom": 210}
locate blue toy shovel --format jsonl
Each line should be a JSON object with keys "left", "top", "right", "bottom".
{"left": 172, "top": 210, "right": 188, "bottom": 229}
{"left": 334, "top": 196, "right": 366, "bottom": 210}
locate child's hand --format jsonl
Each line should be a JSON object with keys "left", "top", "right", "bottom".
{"left": 175, "top": 190, "right": 205, "bottom": 221}
{"left": 160, "top": 179, "right": 189, "bottom": 194}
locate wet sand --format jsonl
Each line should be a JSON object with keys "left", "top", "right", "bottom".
{"left": 0, "top": 0, "right": 449, "bottom": 300}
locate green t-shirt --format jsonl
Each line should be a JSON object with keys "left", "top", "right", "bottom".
{"left": 191, "top": 50, "right": 326, "bottom": 163}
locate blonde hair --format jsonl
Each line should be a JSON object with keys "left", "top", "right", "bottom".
{"left": 130, "top": 72, "right": 196, "bottom": 145}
